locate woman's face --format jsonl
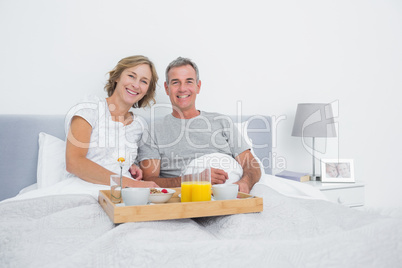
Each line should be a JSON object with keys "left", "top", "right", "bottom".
{"left": 114, "top": 64, "right": 152, "bottom": 106}
{"left": 326, "top": 165, "right": 338, "bottom": 178}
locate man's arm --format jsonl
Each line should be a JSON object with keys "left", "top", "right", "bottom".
{"left": 140, "top": 159, "right": 182, "bottom": 188}
{"left": 234, "top": 150, "right": 261, "bottom": 194}
{"left": 140, "top": 159, "right": 229, "bottom": 187}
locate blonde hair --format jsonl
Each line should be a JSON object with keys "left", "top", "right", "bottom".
{"left": 104, "top": 55, "right": 158, "bottom": 108}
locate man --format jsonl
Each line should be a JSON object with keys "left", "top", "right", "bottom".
{"left": 137, "top": 57, "right": 261, "bottom": 193}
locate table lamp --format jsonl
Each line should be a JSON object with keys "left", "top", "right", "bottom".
{"left": 292, "top": 103, "right": 337, "bottom": 181}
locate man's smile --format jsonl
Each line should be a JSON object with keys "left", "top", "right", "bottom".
{"left": 177, "top": 95, "right": 190, "bottom": 99}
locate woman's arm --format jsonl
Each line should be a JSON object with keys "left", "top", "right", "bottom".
{"left": 66, "top": 116, "right": 158, "bottom": 188}
{"left": 140, "top": 159, "right": 182, "bottom": 188}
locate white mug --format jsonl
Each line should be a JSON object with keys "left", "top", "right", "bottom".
{"left": 212, "top": 184, "right": 239, "bottom": 200}
{"left": 122, "top": 188, "right": 150, "bottom": 206}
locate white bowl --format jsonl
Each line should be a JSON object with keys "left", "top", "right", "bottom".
{"left": 122, "top": 188, "right": 150, "bottom": 206}
{"left": 148, "top": 188, "right": 176, "bottom": 203}
{"left": 212, "top": 184, "right": 239, "bottom": 200}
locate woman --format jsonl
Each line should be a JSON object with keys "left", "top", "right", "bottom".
{"left": 326, "top": 163, "right": 338, "bottom": 178}
{"left": 66, "top": 55, "right": 159, "bottom": 188}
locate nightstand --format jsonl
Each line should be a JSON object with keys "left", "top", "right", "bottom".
{"left": 305, "top": 181, "right": 365, "bottom": 208}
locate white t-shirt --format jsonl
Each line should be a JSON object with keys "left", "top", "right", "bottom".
{"left": 65, "top": 96, "right": 147, "bottom": 177}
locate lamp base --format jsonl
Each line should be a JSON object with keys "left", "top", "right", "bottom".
{"left": 310, "top": 175, "right": 321, "bottom": 182}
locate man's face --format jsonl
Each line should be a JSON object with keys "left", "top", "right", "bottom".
{"left": 338, "top": 164, "right": 350, "bottom": 177}
{"left": 164, "top": 65, "right": 201, "bottom": 115}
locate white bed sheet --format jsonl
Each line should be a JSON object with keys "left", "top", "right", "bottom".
{"left": 1, "top": 179, "right": 401, "bottom": 267}
{"left": 2, "top": 174, "right": 327, "bottom": 204}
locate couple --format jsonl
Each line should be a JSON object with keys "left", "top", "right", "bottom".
{"left": 326, "top": 163, "right": 351, "bottom": 179}
{"left": 66, "top": 56, "right": 261, "bottom": 194}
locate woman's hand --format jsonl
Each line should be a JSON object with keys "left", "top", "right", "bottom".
{"left": 129, "top": 164, "right": 143, "bottom": 180}
{"left": 127, "top": 164, "right": 159, "bottom": 188}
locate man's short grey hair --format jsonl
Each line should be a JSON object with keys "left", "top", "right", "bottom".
{"left": 165, "top": 57, "right": 200, "bottom": 84}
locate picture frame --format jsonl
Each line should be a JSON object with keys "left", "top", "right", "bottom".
{"left": 321, "top": 159, "right": 355, "bottom": 183}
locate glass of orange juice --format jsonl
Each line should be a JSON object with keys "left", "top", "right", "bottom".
{"left": 191, "top": 165, "right": 211, "bottom": 202}
{"left": 181, "top": 164, "right": 211, "bottom": 202}
{"left": 181, "top": 172, "right": 193, "bottom": 202}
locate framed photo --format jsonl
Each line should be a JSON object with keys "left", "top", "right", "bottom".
{"left": 321, "top": 159, "right": 355, "bottom": 183}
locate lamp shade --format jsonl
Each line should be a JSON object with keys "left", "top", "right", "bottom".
{"left": 292, "top": 103, "right": 337, "bottom": 138}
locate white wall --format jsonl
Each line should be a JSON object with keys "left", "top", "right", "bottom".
{"left": 1, "top": 0, "right": 401, "bottom": 209}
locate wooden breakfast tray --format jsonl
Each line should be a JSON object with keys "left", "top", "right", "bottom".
{"left": 98, "top": 188, "right": 263, "bottom": 223}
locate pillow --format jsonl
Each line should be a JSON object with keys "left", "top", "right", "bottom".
{"left": 234, "top": 122, "right": 265, "bottom": 176}
{"left": 37, "top": 132, "right": 67, "bottom": 188}
{"left": 18, "top": 183, "right": 38, "bottom": 195}
{"left": 234, "top": 121, "right": 253, "bottom": 147}
{"left": 186, "top": 153, "right": 243, "bottom": 184}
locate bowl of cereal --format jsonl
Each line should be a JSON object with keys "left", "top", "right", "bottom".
{"left": 148, "top": 188, "right": 176, "bottom": 204}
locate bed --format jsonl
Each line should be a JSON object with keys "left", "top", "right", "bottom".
{"left": 0, "top": 114, "right": 401, "bottom": 267}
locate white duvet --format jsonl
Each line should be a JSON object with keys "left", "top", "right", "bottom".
{"left": 1, "top": 176, "right": 402, "bottom": 267}
{"left": 3, "top": 173, "right": 327, "bottom": 203}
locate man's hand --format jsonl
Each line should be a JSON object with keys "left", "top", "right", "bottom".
{"left": 234, "top": 180, "right": 251, "bottom": 194}
{"left": 211, "top": 168, "right": 228, "bottom": 184}
{"left": 234, "top": 150, "right": 262, "bottom": 194}
{"left": 129, "top": 164, "right": 143, "bottom": 180}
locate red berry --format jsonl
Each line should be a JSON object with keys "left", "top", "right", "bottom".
{"left": 161, "top": 189, "right": 168, "bottom": 193}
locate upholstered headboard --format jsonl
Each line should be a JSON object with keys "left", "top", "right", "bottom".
{"left": 0, "top": 114, "right": 272, "bottom": 201}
